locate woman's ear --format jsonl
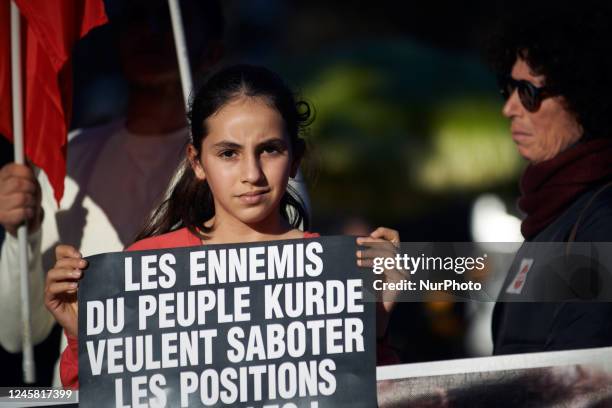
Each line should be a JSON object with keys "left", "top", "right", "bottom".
{"left": 187, "top": 144, "right": 206, "bottom": 180}
{"left": 290, "top": 139, "right": 305, "bottom": 178}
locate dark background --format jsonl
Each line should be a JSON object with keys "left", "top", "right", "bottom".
{"left": 1, "top": 0, "right": 525, "bottom": 386}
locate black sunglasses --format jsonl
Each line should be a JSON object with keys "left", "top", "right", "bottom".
{"left": 498, "top": 76, "right": 553, "bottom": 112}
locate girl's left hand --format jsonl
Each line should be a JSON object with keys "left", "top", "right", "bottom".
{"left": 356, "top": 227, "right": 402, "bottom": 339}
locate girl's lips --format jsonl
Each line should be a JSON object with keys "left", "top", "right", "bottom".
{"left": 238, "top": 191, "right": 269, "bottom": 204}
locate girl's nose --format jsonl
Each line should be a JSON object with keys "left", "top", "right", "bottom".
{"left": 241, "top": 153, "right": 264, "bottom": 184}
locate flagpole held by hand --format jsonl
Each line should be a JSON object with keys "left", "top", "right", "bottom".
{"left": 10, "top": 0, "right": 35, "bottom": 384}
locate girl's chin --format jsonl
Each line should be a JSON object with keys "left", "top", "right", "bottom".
{"left": 233, "top": 209, "right": 280, "bottom": 227}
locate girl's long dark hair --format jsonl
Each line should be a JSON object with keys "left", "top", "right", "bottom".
{"left": 134, "top": 64, "right": 312, "bottom": 242}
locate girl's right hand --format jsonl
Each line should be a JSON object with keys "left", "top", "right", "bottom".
{"left": 44, "top": 245, "right": 87, "bottom": 338}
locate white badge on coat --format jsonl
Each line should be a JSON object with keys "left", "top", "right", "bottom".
{"left": 506, "top": 258, "right": 534, "bottom": 294}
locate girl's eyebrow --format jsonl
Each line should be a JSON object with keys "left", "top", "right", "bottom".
{"left": 212, "top": 138, "right": 287, "bottom": 149}
{"left": 212, "top": 141, "right": 242, "bottom": 150}
{"left": 257, "top": 137, "right": 287, "bottom": 147}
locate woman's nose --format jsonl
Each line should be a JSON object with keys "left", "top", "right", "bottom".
{"left": 502, "top": 89, "right": 523, "bottom": 118}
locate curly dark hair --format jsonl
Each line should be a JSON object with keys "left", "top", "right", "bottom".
{"left": 485, "top": 2, "right": 612, "bottom": 138}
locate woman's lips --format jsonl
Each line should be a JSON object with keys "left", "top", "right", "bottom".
{"left": 511, "top": 131, "right": 531, "bottom": 143}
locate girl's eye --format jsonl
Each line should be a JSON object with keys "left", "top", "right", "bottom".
{"left": 262, "top": 146, "right": 279, "bottom": 154}
{"left": 219, "top": 150, "right": 237, "bottom": 159}
{"left": 261, "top": 144, "right": 285, "bottom": 155}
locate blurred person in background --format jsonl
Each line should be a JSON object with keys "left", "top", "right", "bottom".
{"left": 0, "top": 0, "right": 224, "bottom": 385}
{"left": 486, "top": 2, "right": 612, "bottom": 354}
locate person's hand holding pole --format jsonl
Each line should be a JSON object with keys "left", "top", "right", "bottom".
{"left": 0, "top": 163, "right": 43, "bottom": 236}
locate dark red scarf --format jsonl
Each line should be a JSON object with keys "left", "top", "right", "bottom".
{"left": 518, "top": 138, "right": 612, "bottom": 239}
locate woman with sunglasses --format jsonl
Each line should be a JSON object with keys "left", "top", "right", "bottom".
{"left": 486, "top": 3, "right": 612, "bottom": 354}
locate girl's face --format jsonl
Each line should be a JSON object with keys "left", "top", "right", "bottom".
{"left": 189, "top": 96, "right": 300, "bottom": 229}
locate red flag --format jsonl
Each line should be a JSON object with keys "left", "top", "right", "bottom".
{"left": 0, "top": 0, "right": 107, "bottom": 204}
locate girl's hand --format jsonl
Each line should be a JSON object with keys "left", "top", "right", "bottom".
{"left": 44, "top": 245, "right": 87, "bottom": 338}
{"left": 356, "top": 227, "right": 402, "bottom": 339}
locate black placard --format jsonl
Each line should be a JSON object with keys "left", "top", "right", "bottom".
{"left": 77, "top": 236, "right": 376, "bottom": 408}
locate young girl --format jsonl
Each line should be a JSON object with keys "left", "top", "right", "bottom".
{"left": 44, "top": 64, "right": 400, "bottom": 389}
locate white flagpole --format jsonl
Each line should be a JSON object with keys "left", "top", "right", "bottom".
{"left": 168, "top": 0, "right": 193, "bottom": 110}
{"left": 10, "top": 0, "right": 36, "bottom": 384}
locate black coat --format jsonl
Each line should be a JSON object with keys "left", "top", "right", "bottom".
{"left": 492, "top": 183, "right": 612, "bottom": 354}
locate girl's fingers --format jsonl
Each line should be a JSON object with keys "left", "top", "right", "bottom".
{"left": 356, "top": 246, "right": 396, "bottom": 261}
{"left": 55, "top": 244, "right": 82, "bottom": 260}
{"left": 47, "top": 268, "right": 82, "bottom": 284}
{"left": 346, "top": 227, "right": 405, "bottom": 321}
{"left": 356, "top": 236, "right": 385, "bottom": 245}
{"left": 357, "top": 258, "right": 374, "bottom": 268}
{"left": 356, "top": 227, "right": 401, "bottom": 271}
{"left": 369, "top": 227, "right": 400, "bottom": 243}
{"left": 54, "top": 257, "right": 87, "bottom": 270}
{"left": 356, "top": 229, "right": 400, "bottom": 247}
{"left": 47, "top": 281, "right": 78, "bottom": 296}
